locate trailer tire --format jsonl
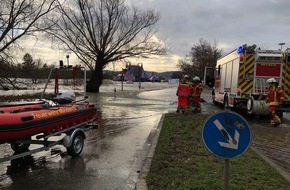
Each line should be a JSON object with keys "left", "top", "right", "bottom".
{"left": 10, "top": 137, "right": 31, "bottom": 152}
{"left": 67, "top": 132, "right": 84, "bottom": 157}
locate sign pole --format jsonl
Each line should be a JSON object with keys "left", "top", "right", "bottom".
{"left": 202, "top": 111, "right": 251, "bottom": 190}
{"left": 224, "top": 158, "right": 229, "bottom": 190}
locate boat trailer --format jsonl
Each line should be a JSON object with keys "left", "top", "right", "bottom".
{"left": 0, "top": 119, "right": 98, "bottom": 164}
{"left": 0, "top": 65, "right": 98, "bottom": 164}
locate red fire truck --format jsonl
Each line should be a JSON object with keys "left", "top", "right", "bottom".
{"left": 212, "top": 44, "right": 290, "bottom": 115}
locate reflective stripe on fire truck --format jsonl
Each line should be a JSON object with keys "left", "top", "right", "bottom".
{"left": 238, "top": 54, "right": 255, "bottom": 96}
{"left": 282, "top": 61, "right": 290, "bottom": 100}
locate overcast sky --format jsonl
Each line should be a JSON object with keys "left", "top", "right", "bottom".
{"left": 21, "top": 0, "right": 290, "bottom": 72}
{"left": 126, "top": 0, "right": 290, "bottom": 72}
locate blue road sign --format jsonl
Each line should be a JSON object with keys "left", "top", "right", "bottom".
{"left": 202, "top": 111, "right": 251, "bottom": 159}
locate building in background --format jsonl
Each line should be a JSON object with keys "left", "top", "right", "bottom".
{"left": 114, "top": 63, "right": 149, "bottom": 82}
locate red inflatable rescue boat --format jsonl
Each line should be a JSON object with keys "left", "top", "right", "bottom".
{"left": 0, "top": 67, "right": 99, "bottom": 161}
{"left": 0, "top": 101, "right": 97, "bottom": 143}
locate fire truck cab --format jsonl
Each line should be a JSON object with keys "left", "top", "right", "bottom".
{"left": 212, "top": 44, "right": 290, "bottom": 115}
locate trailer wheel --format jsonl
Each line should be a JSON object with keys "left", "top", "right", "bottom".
{"left": 67, "top": 132, "right": 84, "bottom": 157}
{"left": 10, "top": 137, "right": 31, "bottom": 152}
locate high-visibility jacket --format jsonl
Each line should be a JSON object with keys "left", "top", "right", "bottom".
{"left": 190, "top": 82, "right": 203, "bottom": 100}
{"left": 176, "top": 82, "right": 190, "bottom": 108}
{"left": 177, "top": 83, "right": 190, "bottom": 97}
{"left": 266, "top": 85, "right": 284, "bottom": 106}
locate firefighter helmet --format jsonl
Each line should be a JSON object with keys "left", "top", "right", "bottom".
{"left": 266, "top": 78, "right": 277, "bottom": 84}
{"left": 192, "top": 76, "right": 200, "bottom": 82}
{"left": 183, "top": 75, "right": 189, "bottom": 79}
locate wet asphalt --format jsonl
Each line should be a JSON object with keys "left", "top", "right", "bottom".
{"left": 0, "top": 83, "right": 289, "bottom": 189}
{"left": 0, "top": 83, "right": 179, "bottom": 190}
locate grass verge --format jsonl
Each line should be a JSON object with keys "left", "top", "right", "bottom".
{"left": 146, "top": 113, "right": 290, "bottom": 190}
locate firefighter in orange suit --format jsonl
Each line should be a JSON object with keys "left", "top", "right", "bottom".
{"left": 190, "top": 76, "right": 203, "bottom": 113}
{"left": 176, "top": 75, "right": 191, "bottom": 113}
{"left": 265, "top": 78, "right": 284, "bottom": 127}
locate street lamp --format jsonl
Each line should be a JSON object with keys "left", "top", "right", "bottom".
{"left": 137, "top": 63, "right": 142, "bottom": 89}
{"left": 279, "top": 43, "right": 285, "bottom": 50}
{"left": 65, "top": 55, "right": 70, "bottom": 84}
{"left": 66, "top": 55, "right": 70, "bottom": 67}
{"left": 121, "top": 68, "right": 127, "bottom": 91}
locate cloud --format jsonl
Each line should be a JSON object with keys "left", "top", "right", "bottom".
{"left": 130, "top": 0, "right": 290, "bottom": 54}
{"left": 18, "top": 0, "right": 290, "bottom": 72}
{"left": 15, "top": 35, "right": 78, "bottom": 67}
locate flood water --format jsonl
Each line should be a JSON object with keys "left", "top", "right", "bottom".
{"left": 0, "top": 83, "right": 179, "bottom": 190}
{"left": 0, "top": 83, "right": 289, "bottom": 189}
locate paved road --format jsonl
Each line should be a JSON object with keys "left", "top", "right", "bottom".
{"left": 0, "top": 84, "right": 178, "bottom": 190}
{"left": 0, "top": 85, "right": 289, "bottom": 190}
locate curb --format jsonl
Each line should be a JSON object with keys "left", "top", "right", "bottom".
{"left": 251, "top": 147, "right": 290, "bottom": 184}
{"left": 135, "top": 114, "right": 165, "bottom": 190}
{"left": 135, "top": 112, "right": 290, "bottom": 189}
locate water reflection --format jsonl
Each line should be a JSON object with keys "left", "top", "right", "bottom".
{"left": 7, "top": 154, "right": 36, "bottom": 175}
{"left": 6, "top": 152, "right": 47, "bottom": 182}
{"left": 1, "top": 86, "right": 289, "bottom": 189}
{"left": 59, "top": 156, "right": 86, "bottom": 174}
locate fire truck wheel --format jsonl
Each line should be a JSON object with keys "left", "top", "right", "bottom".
{"left": 212, "top": 89, "right": 216, "bottom": 104}
{"left": 223, "top": 94, "right": 229, "bottom": 110}
{"left": 247, "top": 97, "right": 253, "bottom": 114}
{"left": 67, "top": 132, "right": 84, "bottom": 157}
{"left": 10, "top": 137, "right": 31, "bottom": 152}
{"left": 277, "top": 111, "right": 283, "bottom": 118}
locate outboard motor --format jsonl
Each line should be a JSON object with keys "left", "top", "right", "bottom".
{"left": 54, "top": 91, "right": 76, "bottom": 104}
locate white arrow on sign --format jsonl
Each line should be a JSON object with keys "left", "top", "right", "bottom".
{"left": 213, "top": 119, "right": 240, "bottom": 150}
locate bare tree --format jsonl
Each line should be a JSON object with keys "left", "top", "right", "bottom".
{"left": 178, "top": 38, "right": 222, "bottom": 81}
{"left": 0, "top": 0, "right": 57, "bottom": 89}
{"left": 46, "top": 0, "right": 166, "bottom": 92}
{"left": 0, "top": 58, "right": 16, "bottom": 89}
{"left": 0, "top": 0, "right": 57, "bottom": 56}
{"left": 22, "top": 53, "right": 43, "bottom": 84}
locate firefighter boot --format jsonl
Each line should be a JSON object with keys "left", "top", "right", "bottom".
{"left": 273, "top": 116, "right": 282, "bottom": 127}
{"left": 196, "top": 107, "right": 202, "bottom": 113}
{"left": 181, "top": 107, "right": 185, "bottom": 113}
{"left": 270, "top": 112, "right": 281, "bottom": 127}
